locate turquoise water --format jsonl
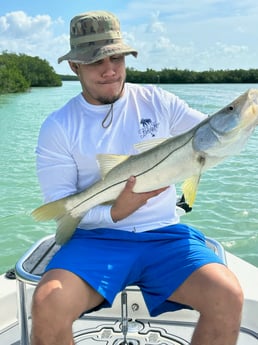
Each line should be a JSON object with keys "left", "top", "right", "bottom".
{"left": 0, "top": 82, "right": 257, "bottom": 274}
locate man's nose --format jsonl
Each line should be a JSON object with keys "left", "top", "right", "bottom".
{"left": 101, "top": 60, "right": 116, "bottom": 78}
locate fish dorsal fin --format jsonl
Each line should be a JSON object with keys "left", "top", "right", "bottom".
{"left": 97, "top": 154, "right": 129, "bottom": 178}
{"left": 181, "top": 174, "right": 201, "bottom": 207}
{"left": 134, "top": 138, "right": 168, "bottom": 153}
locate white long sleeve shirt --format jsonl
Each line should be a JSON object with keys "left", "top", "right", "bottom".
{"left": 36, "top": 83, "right": 206, "bottom": 233}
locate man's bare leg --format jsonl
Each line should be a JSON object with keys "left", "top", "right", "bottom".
{"left": 31, "top": 269, "right": 104, "bottom": 345}
{"left": 168, "top": 263, "right": 243, "bottom": 345}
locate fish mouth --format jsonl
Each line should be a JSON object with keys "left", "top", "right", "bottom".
{"left": 241, "top": 89, "right": 258, "bottom": 127}
{"left": 248, "top": 88, "right": 258, "bottom": 103}
{"left": 227, "top": 89, "right": 258, "bottom": 131}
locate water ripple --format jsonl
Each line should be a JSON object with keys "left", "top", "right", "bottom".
{"left": 0, "top": 82, "right": 257, "bottom": 273}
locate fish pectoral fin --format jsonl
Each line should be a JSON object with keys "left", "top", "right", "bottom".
{"left": 97, "top": 154, "right": 130, "bottom": 178}
{"left": 181, "top": 174, "right": 201, "bottom": 207}
{"left": 55, "top": 214, "right": 81, "bottom": 245}
{"left": 134, "top": 138, "right": 168, "bottom": 153}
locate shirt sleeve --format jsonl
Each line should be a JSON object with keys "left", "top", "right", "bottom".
{"left": 154, "top": 87, "right": 207, "bottom": 136}
{"left": 36, "top": 115, "right": 116, "bottom": 227}
{"left": 36, "top": 116, "right": 77, "bottom": 203}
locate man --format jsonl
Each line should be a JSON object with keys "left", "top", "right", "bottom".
{"left": 31, "top": 10, "right": 243, "bottom": 345}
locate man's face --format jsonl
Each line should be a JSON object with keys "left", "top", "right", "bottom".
{"left": 69, "top": 55, "right": 126, "bottom": 105}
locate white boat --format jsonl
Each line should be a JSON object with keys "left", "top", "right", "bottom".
{"left": 1, "top": 201, "right": 258, "bottom": 345}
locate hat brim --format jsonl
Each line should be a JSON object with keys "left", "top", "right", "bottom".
{"left": 58, "top": 41, "right": 138, "bottom": 64}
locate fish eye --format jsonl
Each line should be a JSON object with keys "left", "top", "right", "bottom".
{"left": 228, "top": 105, "right": 234, "bottom": 111}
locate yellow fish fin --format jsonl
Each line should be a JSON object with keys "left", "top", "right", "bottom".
{"left": 97, "top": 154, "right": 130, "bottom": 178}
{"left": 55, "top": 214, "right": 81, "bottom": 245}
{"left": 31, "top": 198, "right": 68, "bottom": 221}
{"left": 31, "top": 197, "right": 81, "bottom": 245}
{"left": 134, "top": 138, "right": 168, "bottom": 153}
{"left": 181, "top": 174, "right": 201, "bottom": 207}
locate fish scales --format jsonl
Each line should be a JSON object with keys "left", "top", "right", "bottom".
{"left": 31, "top": 89, "right": 258, "bottom": 244}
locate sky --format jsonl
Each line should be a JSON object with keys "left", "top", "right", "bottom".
{"left": 1, "top": 0, "right": 258, "bottom": 75}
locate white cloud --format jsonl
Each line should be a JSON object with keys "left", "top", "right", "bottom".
{"left": 0, "top": 11, "right": 69, "bottom": 74}
{"left": 1, "top": 3, "right": 258, "bottom": 75}
{"left": 120, "top": 0, "right": 258, "bottom": 71}
{"left": 215, "top": 42, "right": 248, "bottom": 55}
{"left": 0, "top": 11, "right": 51, "bottom": 38}
{"left": 146, "top": 11, "right": 166, "bottom": 34}
{"left": 0, "top": 16, "right": 8, "bottom": 32}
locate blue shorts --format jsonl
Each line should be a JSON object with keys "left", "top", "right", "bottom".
{"left": 46, "top": 224, "right": 224, "bottom": 316}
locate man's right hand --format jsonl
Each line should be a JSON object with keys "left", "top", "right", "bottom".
{"left": 111, "top": 176, "right": 168, "bottom": 222}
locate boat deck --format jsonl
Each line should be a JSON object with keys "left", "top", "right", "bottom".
{"left": 1, "top": 277, "right": 258, "bottom": 345}
{"left": 1, "top": 308, "right": 258, "bottom": 344}
{"left": 1, "top": 235, "right": 258, "bottom": 345}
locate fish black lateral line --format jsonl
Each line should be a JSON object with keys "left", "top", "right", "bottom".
{"left": 31, "top": 89, "right": 258, "bottom": 244}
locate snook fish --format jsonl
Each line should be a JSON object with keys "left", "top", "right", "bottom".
{"left": 32, "top": 89, "right": 258, "bottom": 244}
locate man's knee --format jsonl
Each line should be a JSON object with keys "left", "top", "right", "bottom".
{"left": 31, "top": 284, "right": 74, "bottom": 345}
{"left": 219, "top": 279, "right": 243, "bottom": 317}
{"left": 200, "top": 267, "right": 244, "bottom": 322}
{"left": 31, "top": 269, "right": 104, "bottom": 322}
{"left": 31, "top": 282, "right": 71, "bottom": 324}
{"left": 170, "top": 263, "right": 243, "bottom": 318}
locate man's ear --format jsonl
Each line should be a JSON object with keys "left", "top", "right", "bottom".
{"left": 68, "top": 61, "right": 79, "bottom": 75}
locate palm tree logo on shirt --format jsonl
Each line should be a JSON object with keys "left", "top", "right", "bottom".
{"left": 139, "top": 118, "right": 159, "bottom": 138}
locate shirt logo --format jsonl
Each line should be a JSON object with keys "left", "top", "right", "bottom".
{"left": 139, "top": 118, "right": 159, "bottom": 138}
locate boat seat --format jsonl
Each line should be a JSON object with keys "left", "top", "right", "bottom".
{"left": 15, "top": 233, "right": 226, "bottom": 345}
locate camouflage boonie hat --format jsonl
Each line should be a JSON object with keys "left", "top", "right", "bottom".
{"left": 58, "top": 11, "right": 138, "bottom": 64}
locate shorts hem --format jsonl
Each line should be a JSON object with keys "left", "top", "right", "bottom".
{"left": 148, "top": 260, "right": 225, "bottom": 316}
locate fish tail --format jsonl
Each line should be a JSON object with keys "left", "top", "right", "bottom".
{"left": 55, "top": 214, "right": 81, "bottom": 245}
{"left": 31, "top": 198, "right": 82, "bottom": 245}
{"left": 31, "top": 199, "right": 68, "bottom": 221}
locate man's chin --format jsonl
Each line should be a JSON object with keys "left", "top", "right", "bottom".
{"left": 98, "top": 84, "right": 125, "bottom": 105}
{"left": 99, "top": 95, "right": 120, "bottom": 105}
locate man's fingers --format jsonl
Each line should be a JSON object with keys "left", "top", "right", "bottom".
{"left": 124, "top": 175, "right": 136, "bottom": 191}
{"left": 111, "top": 176, "right": 169, "bottom": 222}
{"left": 125, "top": 176, "right": 169, "bottom": 199}
{"left": 145, "top": 186, "right": 169, "bottom": 198}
